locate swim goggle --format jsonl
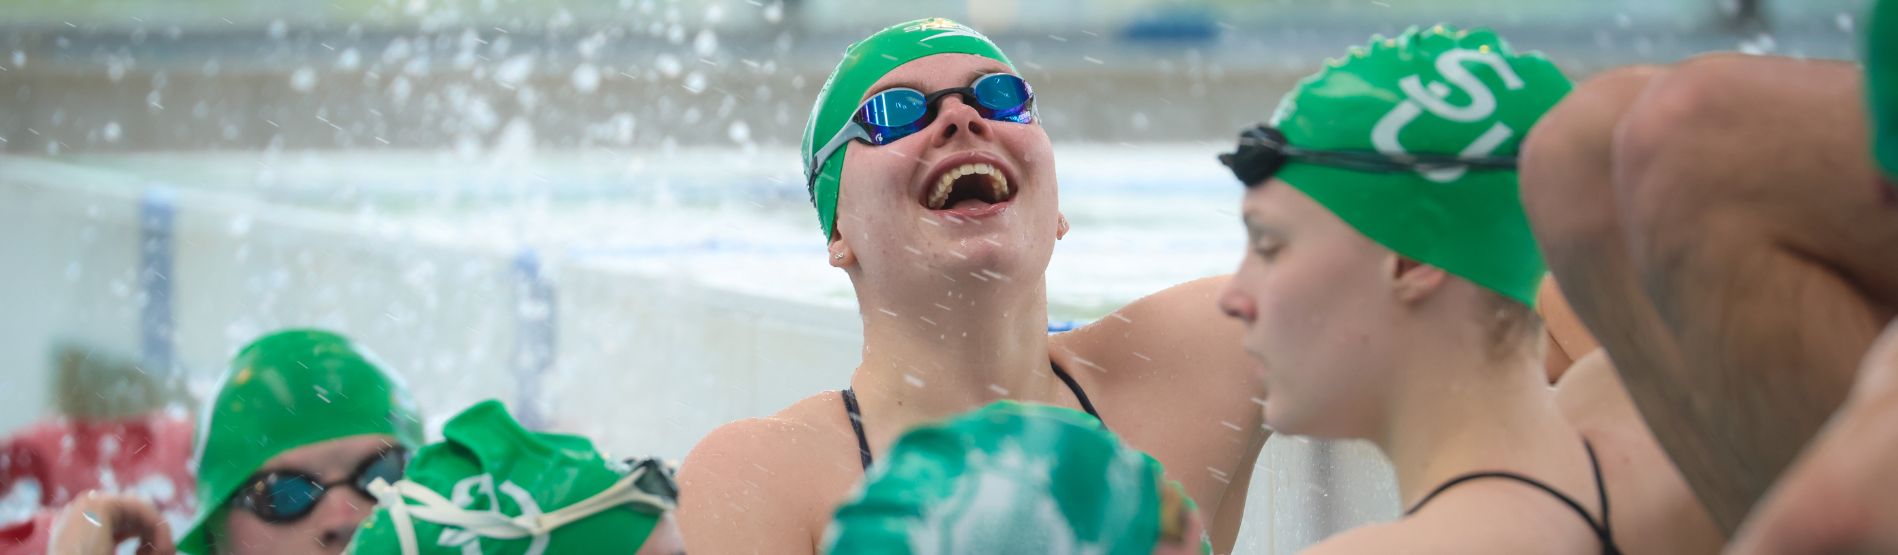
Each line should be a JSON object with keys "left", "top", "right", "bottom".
{"left": 806, "top": 72, "right": 1036, "bottom": 189}
{"left": 230, "top": 448, "right": 408, "bottom": 524}
{"left": 1219, "top": 124, "right": 1519, "bottom": 186}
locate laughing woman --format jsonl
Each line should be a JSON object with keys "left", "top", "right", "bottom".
{"left": 677, "top": 18, "right": 1267, "bottom": 553}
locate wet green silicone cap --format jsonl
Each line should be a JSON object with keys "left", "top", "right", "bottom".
{"left": 1870, "top": 0, "right": 1897, "bottom": 179}
{"left": 1269, "top": 25, "right": 1572, "bottom": 306}
{"left": 823, "top": 401, "right": 1166, "bottom": 555}
{"left": 177, "top": 329, "right": 425, "bottom": 554}
{"left": 801, "top": 17, "right": 1015, "bottom": 240}
{"left": 346, "top": 400, "right": 661, "bottom": 554}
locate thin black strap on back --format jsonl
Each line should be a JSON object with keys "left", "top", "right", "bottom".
{"left": 1404, "top": 439, "right": 1621, "bottom": 555}
{"left": 841, "top": 388, "right": 872, "bottom": 471}
{"left": 1584, "top": 440, "right": 1617, "bottom": 554}
{"left": 1050, "top": 361, "right": 1105, "bottom": 427}
{"left": 841, "top": 360, "right": 1107, "bottom": 473}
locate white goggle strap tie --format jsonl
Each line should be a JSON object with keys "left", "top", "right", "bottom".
{"left": 366, "top": 466, "right": 675, "bottom": 555}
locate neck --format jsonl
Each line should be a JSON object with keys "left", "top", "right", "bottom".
{"left": 1375, "top": 345, "right": 1577, "bottom": 510}
{"left": 849, "top": 275, "right": 1061, "bottom": 433}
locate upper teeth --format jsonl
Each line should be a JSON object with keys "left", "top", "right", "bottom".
{"left": 928, "top": 163, "right": 1010, "bottom": 209}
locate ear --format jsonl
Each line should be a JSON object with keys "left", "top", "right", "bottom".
{"left": 1390, "top": 255, "right": 1448, "bottom": 304}
{"left": 828, "top": 237, "right": 857, "bottom": 268}
{"left": 1056, "top": 213, "right": 1071, "bottom": 240}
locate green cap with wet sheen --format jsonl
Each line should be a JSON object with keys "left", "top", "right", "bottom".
{"left": 1869, "top": 0, "right": 1896, "bottom": 179}
{"left": 1268, "top": 25, "right": 1572, "bottom": 306}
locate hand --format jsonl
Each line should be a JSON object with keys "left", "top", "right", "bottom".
{"left": 47, "top": 491, "right": 176, "bottom": 555}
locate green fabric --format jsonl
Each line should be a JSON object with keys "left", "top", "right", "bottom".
{"left": 801, "top": 17, "right": 1014, "bottom": 240}
{"left": 1871, "top": 0, "right": 1897, "bottom": 179}
{"left": 177, "top": 329, "right": 425, "bottom": 555}
{"left": 1268, "top": 25, "right": 1572, "bottom": 306}
{"left": 347, "top": 400, "right": 660, "bottom": 554}
{"left": 824, "top": 401, "right": 1166, "bottom": 555}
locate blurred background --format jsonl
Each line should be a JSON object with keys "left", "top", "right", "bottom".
{"left": 0, "top": 0, "right": 1873, "bottom": 551}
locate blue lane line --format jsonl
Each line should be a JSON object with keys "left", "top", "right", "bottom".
{"left": 511, "top": 248, "right": 556, "bottom": 430}
{"left": 139, "top": 186, "right": 176, "bottom": 379}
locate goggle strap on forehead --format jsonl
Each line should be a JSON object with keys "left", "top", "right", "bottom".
{"left": 1220, "top": 124, "right": 1519, "bottom": 186}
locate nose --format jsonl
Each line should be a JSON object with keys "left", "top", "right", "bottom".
{"left": 1217, "top": 278, "right": 1256, "bottom": 324}
{"left": 310, "top": 488, "right": 376, "bottom": 549}
{"left": 928, "top": 93, "right": 991, "bottom": 147}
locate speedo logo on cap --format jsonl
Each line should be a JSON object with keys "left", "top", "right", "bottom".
{"left": 907, "top": 17, "right": 988, "bottom": 42}
{"left": 1370, "top": 49, "right": 1528, "bottom": 183}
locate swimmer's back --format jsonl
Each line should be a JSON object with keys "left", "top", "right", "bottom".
{"left": 1556, "top": 351, "right": 1725, "bottom": 554}
{"left": 678, "top": 391, "right": 865, "bottom": 554}
{"left": 1304, "top": 484, "right": 1607, "bottom": 555}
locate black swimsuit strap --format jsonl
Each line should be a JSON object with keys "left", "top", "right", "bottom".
{"left": 842, "top": 360, "right": 1103, "bottom": 472}
{"left": 1586, "top": 440, "right": 1614, "bottom": 549}
{"left": 1405, "top": 439, "right": 1621, "bottom": 555}
{"left": 841, "top": 388, "right": 872, "bottom": 471}
{"left": 1050, "top": 361, "right": 1105, "bottom": 426}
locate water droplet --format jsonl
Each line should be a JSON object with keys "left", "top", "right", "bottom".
{"left": 336, "top": 48, "right": 361, "bottom": 71}
{"left": 101, "top": 121, "right": 122, "bottom": 143}
{"left": 495, "top": 55, "right": 535, "bottom": 86}
{"left": 693, "top": 29, "right": 719, "bottom": 57}
{"left": 655, "top": 54, "right": 683, "bottom": 78}
{"left": 571, "top": 63, "right": 601, "bottom": 94}
{"left": 289, "top": 67, "right": 317, "bottom": 92}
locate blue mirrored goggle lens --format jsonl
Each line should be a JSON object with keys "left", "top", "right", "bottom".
{"left": 858, "top": 89, "right": 930, "bottom": 144}
{"left": 852, "top": 74, "right": 1034, "bottom": 145}
{"left": 859, "top": 88, "right": 928, "bottom": 129}
{"left": 972, "top": 73, "right": 1031, "bottom": 116}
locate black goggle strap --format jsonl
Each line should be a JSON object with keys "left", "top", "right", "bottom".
{"left": 1221, "top": 125, "right": 1518, "bottom": 185}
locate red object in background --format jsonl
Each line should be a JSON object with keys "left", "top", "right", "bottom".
{"left": 0, "top": 413, "right": 196, "bottom": 554}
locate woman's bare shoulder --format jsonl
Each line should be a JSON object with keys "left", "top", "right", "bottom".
{"left": 677, "top": 391, "right": 864, "bottom": 554}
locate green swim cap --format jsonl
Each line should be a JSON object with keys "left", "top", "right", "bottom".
{"left": 1269, "top": 25, "right": 1571, "bottom": 306}
{"left": 824, "top": 401, "right": 1194, "bottom": 555}
{"left": 178, "top": 329, "right": 425, "bottom": 555}
{"left": 347, "top": 400, "right": 673, "bottom": 555}
{"left": 802, "top": 17, "right": 1015, "bottom": 240}
{"left": 1869, "top": 0, "right": 1897, "bottom": 180}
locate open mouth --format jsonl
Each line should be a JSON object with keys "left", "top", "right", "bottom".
{"left": 922, "top": 162, "right": 1015, "bottom": 211}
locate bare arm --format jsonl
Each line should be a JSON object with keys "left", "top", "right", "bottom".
{"left": 1208, "top": 446, "right": 1259, "bottom": 552}
{"left": 1058, "top": 275, "right": 1270, "bottom": 553}
{"left": 677, "top": 419, "right": 823, "bottom": 555}
{"left": 1731, "top": 318, "right": 1898, "bottom": 554}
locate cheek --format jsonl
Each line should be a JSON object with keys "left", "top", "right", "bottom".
{"left": 1254, "top": 254, "right": 1384, "bottom": 420}
{"left": 220, "top": 512, "right": 282, "bottom": 554}
{"left": 838, "top": 144, "right": 924, "bottom": 220}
